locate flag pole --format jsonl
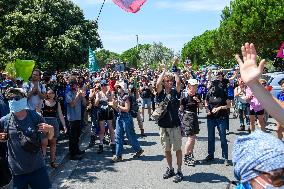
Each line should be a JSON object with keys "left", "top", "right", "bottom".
{"left": 96, "top": 0, "right": 106, "bottom": 23}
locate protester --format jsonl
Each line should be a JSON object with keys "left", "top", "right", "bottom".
{"left": 95, "top": 79, "right": 115, "bottom": 154}
{"left": 24, "top": 69, "right": 46, "bottom": 111}
{"left": 66, "top": 78, "right": 86, "bottom": 160}
{"left": 236, "top": 43, "right": 284, "bottom": 125}
{"left": 233, "top": 131, "right": 284, "bottom": 189}
{"left": 41, "top": 88, "right": 67, "bottom": 168}
{"left": 180, "top": 79, "right": 202, "bottom": 166}
{"left": 140, "top": 77, "right": 153, "bottom": 122}
{"left": 156, "top": 61, "right": 183, "bottom": 183}
{"left": 0, "top": 88, "right": 54, "bottom": 189}
{"left": 204, "top": 79, "right": 230, "bottom": 166}
{"left": 110, "top": 81, "right": 144, "bottom": 162}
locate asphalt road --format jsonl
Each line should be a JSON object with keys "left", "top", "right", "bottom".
{"left": 50, "top": 109, "right": 278, "bottom": 189}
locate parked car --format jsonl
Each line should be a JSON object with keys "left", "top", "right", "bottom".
{"left": 262, "top": 72, "right": 284, "bottom": 98}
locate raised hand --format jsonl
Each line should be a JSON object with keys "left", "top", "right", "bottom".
{"left": 235, "top": 43, "right": 266, "bottom": 86}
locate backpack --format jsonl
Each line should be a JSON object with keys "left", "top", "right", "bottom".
{"left": 129, "top": 95, "right": 139, "bottom": 118}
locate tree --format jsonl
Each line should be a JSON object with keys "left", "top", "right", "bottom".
{"left": 0, "top": 0, "right": 102, "bottom": 71}
{"left": 95, "top": 49, "right": 120, "bottom": 68}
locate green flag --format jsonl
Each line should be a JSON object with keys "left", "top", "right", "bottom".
{"left": 15, "top": 59, "right": 35, "bottom": 81}
{"left": 89, "top": 48, "right": 99, "bottom": 72}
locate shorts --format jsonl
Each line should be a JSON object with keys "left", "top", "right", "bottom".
{"left": 182, "top": 111, "right": 199, "bottom": 136}
{"left": 249, "top": 109, "right": 264, "bottom": 115}
{"left": 159, "top": 127, "right": 182, "bottom": 152}
{"left": 43, "top": 117, "right": 60, "bottom": 138}
{"left": 141, "top": 98, "right": 151, "bottom": 108}
{"left": 98, "top": 108, "right": 114, "bottom": 121}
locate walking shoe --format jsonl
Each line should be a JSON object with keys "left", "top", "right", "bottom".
{"left": 111, "top": 156, "right": 122, "bottom": 163}
{"left": 184, "top": 154, "right": 190, "bottom": 166}
{"left": 187, "top": 154, "right": 196, "bottom": 166}
{"left": 88, "top": 135, "right": 96, "bottom": 147}
{"left": 140, "top": 129, "right": 146, "bottom": 137}
{"left": 77, "top": 150, "right": 85, "bottom": 155}
{"left": 203, "top": 155, "right": 214, "bottom": 163}
{"left": 173, "top": 171, "right": 183, "bottom": 183}
{"left": 237, "top": 125, "right": 245, "bottom": 131}
{"left": 97, "top": 145, "right": 103, "bottom": 154}
{"left": 133, "top": 149, "right": 144, "bottom": 158}
{"left": 163, "top": 167, "right": 175, "bottom": 179}
{"left": 70, "top": 155, "right": 82, "bottom": 160}
{"left": 110, "top": 144, "right": 116, "bottom": 154}
{"left": 224, "top": 159, "right": 230, "bottom": 166}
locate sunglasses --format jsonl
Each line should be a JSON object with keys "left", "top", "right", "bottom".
{"left": 10, "top": 95, "right": 23, "bottom": 101}
{"left": 116, "top": 86, "right": 122, "bottom": 89}
{"left": 165, "top": 80, "right": 173, "bottom": 83}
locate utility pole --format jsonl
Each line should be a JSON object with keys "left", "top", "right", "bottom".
{"left": 136, "top": 35, "right": 139, "bottom": 49}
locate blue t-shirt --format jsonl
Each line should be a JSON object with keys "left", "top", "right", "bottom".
{"left": 66, "top": 91, "right": 82, "bottom": 121}
{"left": 277, "top": 91, "right": 284, "bottom": 102}
{"left": 0, "top": 110, "right": 45, "bottom": 175}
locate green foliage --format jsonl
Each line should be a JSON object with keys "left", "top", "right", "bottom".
{"left": 181, "top": 0, "right": 284, "bottom": 69}
{"left": 95, "top": 49, "right": 120, "bottom": 68}
{"left": 0, "top": 0, "right": 102, "bottom": 71}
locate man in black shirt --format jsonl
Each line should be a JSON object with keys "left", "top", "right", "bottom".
{"left": 156, "top": 61, "right": 183, "bottom": 183}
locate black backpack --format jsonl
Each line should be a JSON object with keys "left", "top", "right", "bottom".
{"left": 129, "top": 95, "right": 139, "bottom": 118}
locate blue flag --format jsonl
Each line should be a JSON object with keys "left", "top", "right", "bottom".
{"left": 89, "top": 48, "right": 99, "bottom": 72}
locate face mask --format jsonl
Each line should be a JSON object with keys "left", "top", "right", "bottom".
{"left": 9, "top": 98, "right": 28, "bottom": 113}
{"left": 254, "top": 178, "right": 284, "bottom": 189}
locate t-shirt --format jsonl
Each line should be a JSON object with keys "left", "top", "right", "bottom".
{"left": 245, "top": 87, "right": 263, "bottom": 111}
{"left": 157, "top": 88, "right": 181, "bottom": 128}
{"left": 206, "top": 91, "right": 228, "bottom": 119}
{"left": 0, "top": 110, "right": 45, "bottom": 175}
{"left": 66, "top": 91, "right": 82, "bottom": 121}
{"left": 24, "top": 82, "right": 46, "bottom": 110}
{"left": 181, "top": 94, "right": 201, "bottom": 113}
{"left": 277, "top": 91, "right": 284, "bottom": 102}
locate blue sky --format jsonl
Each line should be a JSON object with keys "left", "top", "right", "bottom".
{"left": 71, "top": 0, "right": 231, "bottom": 54}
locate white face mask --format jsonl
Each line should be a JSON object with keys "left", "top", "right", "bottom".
{"left": 8, "top": 98, "right": 28, "bottom": 113}
{"left": 254, "top": 178, "right": 284, "bottom": 189}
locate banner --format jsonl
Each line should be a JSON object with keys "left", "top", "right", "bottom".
{"left": 15, "top": 59, "right": 35, "bottom": 82}
{"left": 112, "top": 0, "right": 147, "bottom": 13}
{"left": 89, "top": 48, "right": 99, "bottom": 72}
{"left": 277, "top": 42, "right": 284, "bottom": 58}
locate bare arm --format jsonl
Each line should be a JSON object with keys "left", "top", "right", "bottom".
{"left": 57, "top": 103, "right": 67, "bottom": 132}
{"left": 156, "top": 64, "right": 166, "bottom": 94}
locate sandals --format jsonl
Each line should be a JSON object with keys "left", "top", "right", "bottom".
{"left": 50, "top": 162, "right": 59, "bottom": 169}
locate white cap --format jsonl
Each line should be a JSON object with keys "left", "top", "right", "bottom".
{"left": 187, "top": 79, "right": 198, "bottom": 86}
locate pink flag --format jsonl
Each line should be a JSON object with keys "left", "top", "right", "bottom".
{"left": 277, "top": 42, "right": 284, "bottom": 58}
{"left": 112, "top": 0, "right": 147, "bottom": 13}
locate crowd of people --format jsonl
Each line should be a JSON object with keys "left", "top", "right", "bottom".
{"left": 0, "top": 43, "right": 283, "bottom": 188}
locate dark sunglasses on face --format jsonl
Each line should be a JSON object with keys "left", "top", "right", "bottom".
{"left": 10, "top": 95, "right": 23, "bottom": 101}
{"left": 116, "top": 86, "right": 122, "bottom": 89}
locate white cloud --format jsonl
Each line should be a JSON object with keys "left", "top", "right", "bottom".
{"left": 154, "top": 0, "right": 231, "bottom": 11}
{"left": 71, "top": 0, "right": 111, "bottom": 6}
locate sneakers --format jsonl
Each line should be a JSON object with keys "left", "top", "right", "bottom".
{"left": 133, "top": 149, "right": 144, "bottom": 158}
{"left": 224, "top": 159, "right": 230, "bottom": 166}
{"left": 237, "top": 125, "right": 245, "bottom": 131}
{"left": 140, "top": 129, "right": 146, "bottom": 137}
{"left": 184, "top": 154, "right": 196, "bottom": 166}
{"left": 97, "top": 145, "right": 103, "bottom": 154}
{"left": 203, "top": 155, "right": 214, "bottom": 163}
{"left": 163, "top": 167, "right": 175, "bottom": 179}
{"left": 70, "top": 154, "right": 82, "bottom": 160}
{"left": 173, "top": 171, "right": 183, "bottom": 183}
{"left": 110, "top": 144, "right": 116, "bottom": 154}
{"left": 111, "top": 156, "right": 122, "bottom": 163}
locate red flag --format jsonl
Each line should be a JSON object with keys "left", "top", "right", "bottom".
{"left": 277, "top": 42, "right": 284, "bottom": 58}
{"left": 112, "top": 0, "right": 147, "bottom": 13}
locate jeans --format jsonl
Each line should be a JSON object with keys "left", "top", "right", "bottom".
{"left": 207, "top": 118, "right": 228, "bottom": 159}
{"left": 13, "top": 167, "right": 51, "bottom": 189}
{"left": 238, "top": 104, "right": 250, "bottom": 125}
{"left": 115, "top": 113, "right": 142, "bottom": 157}
{"left": 69, "top": 120, "right": 81, "bottom": 156}
{"left": 91, "top": 107, "right": 99, "bottom": 134}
